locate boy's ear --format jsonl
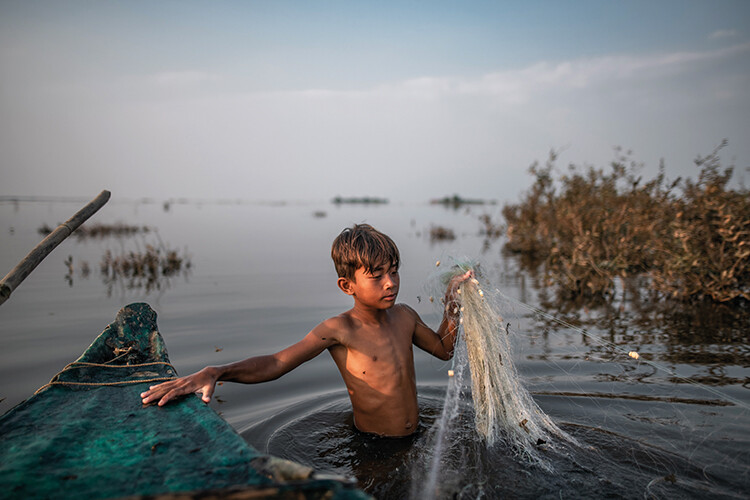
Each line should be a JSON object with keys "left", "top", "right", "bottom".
{"left": 337, "top": 277, "right": 355, "bottom": 296}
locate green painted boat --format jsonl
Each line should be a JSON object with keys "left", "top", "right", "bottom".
{"left": 0, "top": 303, "right": 371, "bottom": 499}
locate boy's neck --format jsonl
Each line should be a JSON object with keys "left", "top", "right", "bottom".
{"left": 350, "top": 300, "right": 391, "bottom": 325}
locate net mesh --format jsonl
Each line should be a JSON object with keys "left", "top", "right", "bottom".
{"left": 432, "top": 263, "right": 577, "bottom": 471}
{"left": 456, "top": 268, "right": 576, "bottom": 467}
{"left": 411, "top": 259, "right": 749, "bottom": 499}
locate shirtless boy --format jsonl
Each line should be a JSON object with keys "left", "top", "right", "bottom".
{"left": 141, "top": 224, "right": 471, "bottom": 437}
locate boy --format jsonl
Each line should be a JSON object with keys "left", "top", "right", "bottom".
{"left": 141, "top": 224, "right": 470, "bottom": 437}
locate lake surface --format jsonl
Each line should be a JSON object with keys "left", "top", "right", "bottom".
{"left": 1, "top": 198, "right": 748, "bottom": 498}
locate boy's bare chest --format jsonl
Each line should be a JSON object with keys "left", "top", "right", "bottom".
{"left": 335, "top": 323, "right": 414, "bottom": 369}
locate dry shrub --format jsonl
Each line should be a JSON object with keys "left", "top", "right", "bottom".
{"left": 654, "top": 144, "right": 750, "bottom": 301}
{"left": 502, "top": 142, "right": 749, "bottom": 303}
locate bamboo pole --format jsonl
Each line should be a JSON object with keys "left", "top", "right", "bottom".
{"left": 0, "top": 190, "right": 111, "bottom": 306}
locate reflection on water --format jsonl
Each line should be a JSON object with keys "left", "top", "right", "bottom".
{"left": 242, "top": 388, "right": 743, "bottom": 499}
{"left": 527, "top": 282, "right": 750, "bottom": 390}
{"left": 1, "top": 199, "right": 748, "bottom": 498}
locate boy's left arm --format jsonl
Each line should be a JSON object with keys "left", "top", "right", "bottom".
{"left": 410, "top": 270, "right": 473, "bottom": 360}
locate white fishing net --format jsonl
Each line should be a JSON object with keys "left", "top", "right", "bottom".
{"left": 411, "top": 258, "right": 749, "bottom": 500}
{"left": 455, "top": 266, "right": 577, "bottom": 467}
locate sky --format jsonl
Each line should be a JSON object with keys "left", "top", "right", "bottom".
{"left": 1, "top": 0, "right": 749, "bottom": 203}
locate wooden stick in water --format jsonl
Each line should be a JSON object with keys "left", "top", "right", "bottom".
{"left": 0, "top": 190, "right": 111, "bottom": 306}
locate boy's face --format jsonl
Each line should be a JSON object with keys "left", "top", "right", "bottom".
{"left": 339, "top": 262, "right": 400, "bottom": 309}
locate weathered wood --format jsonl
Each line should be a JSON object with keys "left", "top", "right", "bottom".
{"left": 0, "top": 189, "right": 111, "bottom": 306}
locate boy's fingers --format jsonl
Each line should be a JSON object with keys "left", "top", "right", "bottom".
{"left": 141, "top": 388, "right": 161, "bottom": 403}
{"left": 159, "top": 389, "right": 178, "bottom": 406}
{"left": 204, "top": 384, "right": 215, "bottom": 400}
{"left": 142, "top": 373, "right": 216, "bottom": 406}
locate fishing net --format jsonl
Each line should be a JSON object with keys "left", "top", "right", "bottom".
{"left": 452, "top": 264, "right": 577, "bottom": 466}
{"left": 411, "top": 259, "right": 749, "bottom": 499}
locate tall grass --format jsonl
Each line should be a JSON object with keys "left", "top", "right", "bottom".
{"left": 502, "top": 141, "right": 749, "bottom": 303}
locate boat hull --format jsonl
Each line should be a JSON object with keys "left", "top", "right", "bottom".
{"left": 0, "top": 303, "right": 369, "bottom": 499}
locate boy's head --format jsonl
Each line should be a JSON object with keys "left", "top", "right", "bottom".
{"left": 331, "top": 224, "right": 400, "bottom": 281}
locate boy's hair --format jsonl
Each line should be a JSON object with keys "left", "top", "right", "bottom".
{"left": 331, "top": 224, "right": 400, "bottom": 280}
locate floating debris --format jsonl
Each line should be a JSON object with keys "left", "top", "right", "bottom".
{"left": 519, "top": 418, "right": 530, "bottom": 434}
{"left": 628, "top": 351, "right": 640, "bottom": 360}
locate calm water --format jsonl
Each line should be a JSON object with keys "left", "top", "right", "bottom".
{"left": 1, "top": 198, "right": 748, "bottom": 499}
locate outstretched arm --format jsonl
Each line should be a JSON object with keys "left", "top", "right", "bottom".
{"left": 412, "top": 270, "right": 473, "bottom": 360}
{"left": 140, "top": 325, "right": 336, "bottom": 406}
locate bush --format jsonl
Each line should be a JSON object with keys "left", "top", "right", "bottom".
{"left": 502, "top": 142, "right": 749, "bottom": 303}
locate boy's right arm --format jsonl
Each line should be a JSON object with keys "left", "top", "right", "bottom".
{"left": 140, "top": 322, "right": 339, "bottom": 406}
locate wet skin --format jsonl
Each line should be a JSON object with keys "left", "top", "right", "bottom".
{"left": 141, "top": 265, "right": 471, "bottom": 437}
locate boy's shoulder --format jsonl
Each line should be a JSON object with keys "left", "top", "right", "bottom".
{"left": 389, "top": 303, "right": 421, "bottom": 323}
{"left": 308, "top": 311, "right": 356, "bottom": 342}
{"left": 394, "top": 302, "right": 418, "bottom": 316}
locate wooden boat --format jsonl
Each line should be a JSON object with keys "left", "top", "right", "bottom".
{"left": 0, "top": 302, "right": 370, "bottom": 499}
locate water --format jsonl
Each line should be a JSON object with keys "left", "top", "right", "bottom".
{"left": 1, "top": 198, "right": 748, "bottom": 498}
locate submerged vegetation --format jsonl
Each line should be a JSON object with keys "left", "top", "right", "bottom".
{"left": 432, "top": 194, "right": 494, "bottom": 209}
{"left": 39, "top": 222, "right": 149, "bottom": 240}
{"left": 100, "top": 244, "right": 191, "bottom": 294}
{"left": 35, "top": 222, "right": 192, "bottom": 295}
{"left": 429, "top": 225, "right": 456, "bottom": 242}
{"left": 501, "top": 142, "right": 749, "bottom": 303}
{"left": 331, "top": 196, "right": 388, "bottom": 205}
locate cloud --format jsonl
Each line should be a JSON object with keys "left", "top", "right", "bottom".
{"left": 709, "top": 29, "right": 740, "bottom": 40}
{"left": 383, "top": 42, "right": 750, "bottom": 102}
{"left": 262, "top": 42, "right": 750, "bottom": 109}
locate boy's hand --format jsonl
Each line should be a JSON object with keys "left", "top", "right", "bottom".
{"left": 140, "top": 367, "right": 219, "bottom": 406}
{"left": 444, "top": 270, "right": 474, "bottom": 316}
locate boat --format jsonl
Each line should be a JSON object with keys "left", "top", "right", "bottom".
{"left": 0, "top": 302, "right": 371, "bottom": 499}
